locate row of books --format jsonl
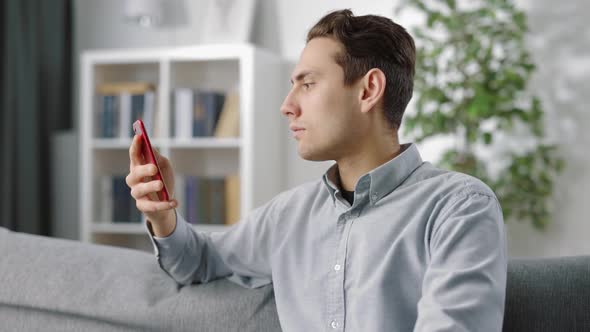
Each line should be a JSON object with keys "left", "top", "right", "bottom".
{"left": 94, "top": 82, "right": 240, "bottom": 139}
{"left": 172, "top": 88, "right": 240, "bottom": 138}
{"left": 95, "top": 82, "right": 157, "bottom": 138}
{"left": 97, "top": 174, "right": 240, "bottom": 225}
{"left": 98, "top": 175, "right": 143, "bottom": 223}
{"left": 177, "top": 175, "right": 240, "bottom": 225}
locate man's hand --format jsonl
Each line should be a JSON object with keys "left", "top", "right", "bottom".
{"left": 126, "top": 134, "right": 178, "bottom": 237}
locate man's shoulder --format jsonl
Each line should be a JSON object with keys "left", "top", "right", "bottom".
{"left": 408, "top": 162, "right": 497, "bottom": 201}
{"left": 408, "top": 163, "right": 504, "bottom": 236}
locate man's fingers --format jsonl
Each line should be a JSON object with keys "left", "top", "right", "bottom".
{"left": 126, "top": 164, "right": 158, "bottom": 187}
{"left": 136, "top": 198, "right": 177, "bottom": 213}
{"left": 130, "top": 180, "right": 163, "bottom": 199}
{"left": 129, "top": 135, "right": 143, "bottom": 168}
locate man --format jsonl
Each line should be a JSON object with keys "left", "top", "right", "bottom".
{"left": 126, "top": 9, "right": 507, "bottom": 332}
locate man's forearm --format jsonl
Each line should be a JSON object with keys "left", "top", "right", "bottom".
{"left": 148, "top": 209, "right": 176, "bottom": 238}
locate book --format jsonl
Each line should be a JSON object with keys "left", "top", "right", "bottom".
{"left": 119, "top": 93, "right": 131, "bottom": 139}
{"left": 143, "top": 91, "right": 156, "bottom": 136}
{"left": 99, "top": 176, "right": 113, "bottom": 222}
{"left": 173, "top": 88, "right": 194, "bottom": 138}
{"left": 208, "top": 177, "right": 226, "bottom": 224}
{"left": 129, "top": 199, "right": 142, "bottom": 223}
{"left": 225, "top": 174, "right": 240, "bottom": 225}
{"left": 203, "top": 92, "right": 225, "bottom": 136}
{"left": 184, "top": 176, "right": 198, "bottom": 224}
{"left": 214, "top": 92, "right": 240, "bottom": 137}
{"left": 181, "top": 175, "right": 231, "bottom": 225}
{"left": 130, "top": 94, "right": 145, "bottom": 137}
{"left": 112, "top": 175, "right": 131, "bottom": 222}
{"left": 192, "top": 92, "right": 207, "bottom": 137}
{"left": 198, "top": 178, "right": 211, "bottom": 224}
{"left": 101, "top": 95, "right": 118, "bottom": 138}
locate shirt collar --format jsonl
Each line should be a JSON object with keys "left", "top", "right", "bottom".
{"left": 322, "top": 143, "right": 423, "bottom": 205}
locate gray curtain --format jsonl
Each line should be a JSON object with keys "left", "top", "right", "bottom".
{"left": 0, "top": 0, "right": 72, "bottom": 234}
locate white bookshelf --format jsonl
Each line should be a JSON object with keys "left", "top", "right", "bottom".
{"left": 79, "top": 44, "right": 285, "bottom": 251}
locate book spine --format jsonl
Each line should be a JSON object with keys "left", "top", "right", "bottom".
{"left": 198, "top": 178, "right": 209, "bottom": 224}
{"left": 214, "top": 92, "right": 240, "bottom": 138}
{"left": 99, "top": 176, "right": 113, "bottom": 222}
{"left": 143, "top": 91, "right": 155, "bottom": 135}
{"left": 185, "top": 176, "right": 196, "bottom": 224}
{"left": 129, "top": 200, "right": 142, "bottom": 223}
{"left": 112, "top": 95, "right": 120, "bottom": 138}
{"left": 209, "top": 177, "right": 226, "bottom": 224}
{"left": 201, "top": 92, "right": 223, "bottom": 136}
{"left": 119, "top": 92, "right": 131, "bottom": 139}
{"left": 193, "top": 91, "right": 206, "bottom": 137}
{"left": 174, "top": 88, "right": 193, "bottom": 139}
{"left": 130, "top": 94, "right": 145, "bottom": 137}
{"left": 225, "top": 174, "right": 240, "bottom": 225}
{"left": 102, "top": 95, "right": 118, "bottom": 138}
{"left": 112, "top": 175, "right": 131, "bottom": 222}
{"left": 213, "top": 93, "right": 226, "bottom": 135}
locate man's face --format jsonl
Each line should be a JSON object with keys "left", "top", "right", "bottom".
{"left": 281, "top": 37, "right": 367, "bottom": 161}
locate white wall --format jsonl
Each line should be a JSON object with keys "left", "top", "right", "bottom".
{"left": 503, "top": 0, "right": 590, "bottom": 257}
{"left": 69, "top": 0, "right": 590, "bottom": 257}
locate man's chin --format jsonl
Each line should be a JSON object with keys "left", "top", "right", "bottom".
{"left": 297, "top": 148, "right": 331, "bottom": 162}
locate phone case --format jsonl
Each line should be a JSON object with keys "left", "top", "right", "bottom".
{"left": 133, "top": 120, "right": 170, "bottom": 201}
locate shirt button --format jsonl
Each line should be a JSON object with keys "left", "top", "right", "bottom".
{"left": 372, "top": 193, "right": 378, "bottom": 200}
{"left": 334, "top": 264, "right": 341, "bottom": 271}
{"left": 331, "top": 320, "right": 339, "bottom": 329}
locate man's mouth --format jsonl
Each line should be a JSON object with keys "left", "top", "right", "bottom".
{"left": 290, "top": 125, "right": 305, "bottom": 138}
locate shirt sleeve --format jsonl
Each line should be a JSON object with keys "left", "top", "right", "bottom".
{"left": 414, "top": 192, "right": 508, "bottom": 332}
{"left": 145, "top": 194, "right": 285, "bottom": 288}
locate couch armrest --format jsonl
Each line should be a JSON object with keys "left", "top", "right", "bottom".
{"left": 0, "top": 227, "right": 281, "bottom": 332}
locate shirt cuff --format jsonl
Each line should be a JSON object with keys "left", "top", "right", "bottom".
{"left": 145, "top": 210, "right": 190, "bottom": 260}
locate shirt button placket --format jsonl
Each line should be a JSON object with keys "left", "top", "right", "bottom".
{"left": 330, "top": 214, "right": 347, "bottom": 331}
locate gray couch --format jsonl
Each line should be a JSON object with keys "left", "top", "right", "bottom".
{"left": 1, "top": 227, "right": 589, "bottom": 331}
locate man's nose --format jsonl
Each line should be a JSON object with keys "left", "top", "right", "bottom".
{"left": 280, "top": 90, "right": 301, "bottom": 118}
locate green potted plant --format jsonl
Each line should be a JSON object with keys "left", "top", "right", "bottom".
{"left": 397, "top": 0, "right": 564, "bottom": 229}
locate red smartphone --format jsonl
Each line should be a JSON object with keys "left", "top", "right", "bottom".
{"left": 132, "top": 119, "right": 170, "bottom": 201}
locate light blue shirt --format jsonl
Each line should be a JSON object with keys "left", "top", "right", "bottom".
{"left": 147, "top": 143, "right": 507, "bottom": 331}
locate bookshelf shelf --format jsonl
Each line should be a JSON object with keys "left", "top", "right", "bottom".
{"left": 91, "top": 138, "right": 241, "bottom": 149}
{"left": 92, "top": 139, "right": 134, "bottom": 149}
{"left": 169, "top": 138, "right": 241, "bottom": 149}
{"left": 80, "top": 44, "right": 285, "bottom": 251}
{"left": 92, "top": 138, "right": 166, "bottom": 149}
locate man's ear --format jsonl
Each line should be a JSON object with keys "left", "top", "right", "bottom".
{"left": 358, "top": 68, "right": 386, "bottom": 114}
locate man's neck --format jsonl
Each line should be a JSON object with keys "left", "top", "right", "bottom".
{"left": 336, "top": 141, "right": 402, "bottom": 192}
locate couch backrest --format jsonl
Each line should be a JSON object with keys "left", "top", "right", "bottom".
{"left": 503, "top": 256, "right": 590, "bottom": 332}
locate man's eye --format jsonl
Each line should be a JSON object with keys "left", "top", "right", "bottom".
{"left": 302, "top": 83, "right": 314, "bottom": 89}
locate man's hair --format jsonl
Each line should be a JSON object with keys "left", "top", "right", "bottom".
{"left": 307, "top": 9, "right": 415, "bottom": 130}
